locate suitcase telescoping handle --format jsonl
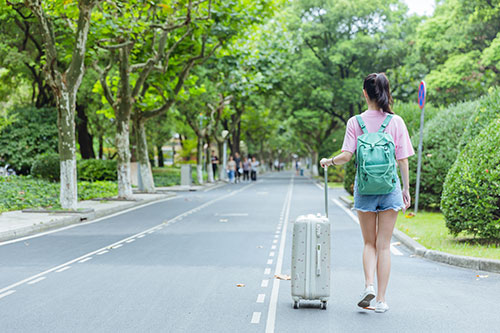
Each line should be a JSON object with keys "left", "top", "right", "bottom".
{"left": 324, "top": 166, "right": 329, "bottom": 218}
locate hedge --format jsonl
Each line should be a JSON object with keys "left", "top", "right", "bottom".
{"left": 78, "top": 159, "right": 117, "bottom": 181}
{"left": 441, "top": 118, "right": 500, "bottom": 240}
{"left": 408, "top": 100, "right": 478, "bottom": 209}
{"left": 153, "top": 167, "right": 181, "bottom": 187}
{"left": 0, "top": 176, "right": 117, "bottom": 212}
{"left": 31, "top": 153, "right": 60, "bottom": 182}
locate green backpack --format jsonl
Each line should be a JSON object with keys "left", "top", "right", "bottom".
{"left": 355, "top": 114, "right": 397, "bottom": 195}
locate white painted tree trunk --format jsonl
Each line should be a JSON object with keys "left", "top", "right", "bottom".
{"left": 135, "top": 118, "right": 155, "bottom": 193}
{"left": 60, "top": 158, "right": 77, "bottom": 210}
{"left": 197, "top": 164, "right": 203, "bottom": 185}
{"left": 207, "top": 162, "right": 214, "bottom": 183}
{"left": 116, "top": 128, "right": 133, "bottom": 199}
{"left": 312, "top": 151, "right": 319, "bottom": 177}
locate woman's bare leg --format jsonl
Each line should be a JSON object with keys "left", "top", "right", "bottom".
{"left": 357, "top": 211, "right": 378, "bottom": 287}
{"left": 376, "top": 209, "right": 398, "bottom": 302}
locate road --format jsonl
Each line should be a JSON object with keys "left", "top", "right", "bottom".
{"left": 0, "top": 172, "right": 498, "bottom": 332}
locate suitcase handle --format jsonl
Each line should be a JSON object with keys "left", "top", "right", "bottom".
{"left": 324, "top": 166, "right": 329, "bottom": 218}
{"left": 316, "top": 244, "right": 321, "bottom": 276}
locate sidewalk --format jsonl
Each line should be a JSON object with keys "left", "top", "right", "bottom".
{"left": 0, "top": 181, "right": 225, "bottom": 243}
{"left": 337, "top": 195, "right": 500, "bottom": 274}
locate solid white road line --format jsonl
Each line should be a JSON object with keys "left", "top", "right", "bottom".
{"left": 27, "top": 277, "right": 46, "bottom": 285}
{"left": 332, "top": 198, "right": 359, "bottom": 224}
{"left": 251, "top": 312, "right": 261, "bottom": 324}
{"left": 391, "top": 243, "right": 404, "bottom": 256}
{"left": 0, "top": 182, "right": 256, "bottom": 296}
{"left": 0, "top": 196, "right": 179, "bottom": 247}
{"left": 97, "top": 250, "right": 108, "bottom": 255}
{"left": 261, "top": 280, "right": 269, "bottom": 288}
{"left": 56, "top": 266, "right": 71, "bottom": 273}
{"left": 137, "top": 234, "right": 145, "bottom": 238}
{"left": 264, "top": 268, "right": 271, "bottom": 275}
{"left": 257, "top": 294, "right": 266, "bottom": 303}
{"left": 0, "top": 290, "right": 15, "bottom": 300}
{"left": 78, "top": 257, "right": 92, "bottom": 263}
{"left": 218, "top": 213, "right": 249, "bottom": 217}
{"left": 266, "top": 176, "right": 294, "bottom": 333}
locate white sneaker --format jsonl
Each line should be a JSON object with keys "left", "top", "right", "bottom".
{"left": 357, "top": 285, "right": 376, "bottom": 308}
{"left": 375, "top": 301, "right": 389, "bottom": 313}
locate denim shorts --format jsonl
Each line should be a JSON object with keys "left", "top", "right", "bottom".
{"left": 353, "top": 177, "right": 404, "bottom": 213}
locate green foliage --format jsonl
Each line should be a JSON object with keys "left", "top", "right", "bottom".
{"left": 0, "top": 106, "right": 58, "bottom": 174}
{"left": 152, "top": 167, "right": 181, "bottom": 187}
{"left": 459, "top": 87, "right": 500, "bottom": 150}
{"left": 343, "top": 157, "right": 356, "bottom": 195}
{"left": 78, "top": 159, "right": 117, "bottom": 182}
{"left": 441, "top": 119, "right": 500, "bottom": 240}
{"left": 30, "top": 153, "right": 60, "bottom": 182}
{"left": 409, "top": 100, "right": 478, "bottom": 210}
{"left": 0, "top": 176, "right": 117, "bottom": 213}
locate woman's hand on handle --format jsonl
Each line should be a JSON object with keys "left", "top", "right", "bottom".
{"left": 402, "top": 189, "right": 411, "bottom": 213}
{"left": 320, "top": 158, "right": 332, "bottom": 169}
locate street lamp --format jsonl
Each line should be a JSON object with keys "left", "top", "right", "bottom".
{"left": 221, "top": 130, "right": 229, "bottom": 181}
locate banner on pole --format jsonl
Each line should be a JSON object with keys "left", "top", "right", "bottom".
{"left": 418, "top": 81, "right": 426, "bottom": 109}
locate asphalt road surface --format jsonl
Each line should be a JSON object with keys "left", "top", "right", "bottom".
{"left": 0, "top": 172, "right": 498, "bottom": 332}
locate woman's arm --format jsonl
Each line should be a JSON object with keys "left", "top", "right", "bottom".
{"left": 320, "top": 151, "right": 353, "bottom": 168}
{"left": 397, "top": 158, "right": 411, "bottom": 211}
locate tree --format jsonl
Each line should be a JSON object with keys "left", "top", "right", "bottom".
{"left": 8, "top": 0, "right": 100, "bottom": 209}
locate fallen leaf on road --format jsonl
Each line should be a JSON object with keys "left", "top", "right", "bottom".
{"left": 236, "top": 284, "right": 245, "bottom": 287}
{"left": 405, "top": 213, "right": 415, "bottom": 218}
{"left": 275, "top": 274, "right": 291, "bottom": 280}
{"left": 476, "top": 275, "right": 489, "bottom": 278}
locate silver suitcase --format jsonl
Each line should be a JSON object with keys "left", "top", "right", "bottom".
{"left": 291, "top": 168, "right": 331, "bottom": 310}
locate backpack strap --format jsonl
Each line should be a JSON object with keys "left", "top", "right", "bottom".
{"left": 356, "top": 115, "right": 368, "bottom": 134}
{"left": 378, "top": 114, "right": 393, "bottom": 133}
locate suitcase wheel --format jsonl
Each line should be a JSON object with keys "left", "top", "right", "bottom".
{"left": 321, "top": 301, "right": 327, "bottom": 310}
{"left": 293, "top": 300, "right": 299, "bottom": 309}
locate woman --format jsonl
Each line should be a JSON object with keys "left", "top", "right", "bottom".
{"left": 227, "top": 155, "right": 236, "bottom": 183}
{"left": 320, "top": 73, "right": 413, "bottom": 313}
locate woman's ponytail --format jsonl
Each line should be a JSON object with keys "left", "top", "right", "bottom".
{"left": 363, "top": 73, "right": 394, "bottom": 114}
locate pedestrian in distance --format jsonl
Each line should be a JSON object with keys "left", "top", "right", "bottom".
{"left": 227, "top": 155, "right": 236, "bottom": 183}
{"left": 211, "top": 150, "right": 219, "bottom": 180}
{"left": 234, "top": 152, "right": 242, "bottom": 183}
{"left": 320, "top": 72, "right": 413, "bottom": 313}
{"left": 242, "top": 156, "right": 250, "bottom": 181}
{"left": 250, "top": 156, "right": 259, "bottom": 181}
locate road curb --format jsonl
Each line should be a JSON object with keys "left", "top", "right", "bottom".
{"left": 338, "top": 195, "right": 500, "bottom": 274}
{"left": 0, "top": 193, "right": 176, "bottom": 243}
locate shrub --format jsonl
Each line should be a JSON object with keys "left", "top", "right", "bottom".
{"left": 31, "top": 153, "right": 60, "bottom": 182}
{"left": 343, "top": 157, "right": 356, "bottom": 195}
{"left": 153, "top": 167, "right": 181, "bottom": 186}
{"left": 0, "top": 106, "right": 58, "bottom": 174}
{"left": 441, "top": 118, "right": 500, "bottom": 240}
{"left": 458, "top": 87, "right": 500, "bottom": 151}
{"left": 78, "top": 181, "right": 118, "bottom": 200}
{"left": 408, "top": 100, "right": 478, "bottom": 210}
{"left": 78, "top": 159, "right": 117, "bottom": 181}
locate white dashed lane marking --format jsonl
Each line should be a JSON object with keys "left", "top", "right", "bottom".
{"left": 264, "top": 268, "right": 271, "bottom": 275}
{"left": 56, "top": 266, "right": 71, "bottom": 273}
{"left": 27, "top": 277, "right": 46, "bottom": 285}
{"left": 261, "top": 280, "right": 269, "bottom": 288}
{"left": 0, "top": 290, "right": 15, "bottom": 300}
{"left": 257, "top": 294, "right": 266, "bottom": 303}
{"left": 78, "top": 257, "right": 92, "bottom": 263}
{"left": 97, "top": 250, "right": 108, "bottom": 255}
{"left": 251, "top": 312, "right": 261, "bottom": 324}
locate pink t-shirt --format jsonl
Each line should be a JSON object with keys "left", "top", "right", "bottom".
{"left": 341, "top": 109, "right": 415, "bottom": 160}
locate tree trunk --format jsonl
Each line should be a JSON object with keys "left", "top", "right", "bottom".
{"left": 98, "top": 135, "right": 104, "bottom": 159}
{"left": 311, "top": 151, "right": 319, "bottom": 177}
{"left": 76, "top": 103, "right": 95, "bottom": 159}
{"left": 134, "top": 116, "right": 155, "bottom": 193}
{"left": 157, "top": 145, "right": 164, "bottom": 167}
{"left": 58, "top": 93, "right": 78, "bottom": 210}
{"left": 196, "top": 136, "right": 204, "bottom": 185}
{"left": 218, "top": 141, "right": 224, "bottom": 180}
{"left": 116, "top": 46, "right": 133, "bottom": 199}
{"left": 206, "top": 138, "right": 214, "bottom": 183}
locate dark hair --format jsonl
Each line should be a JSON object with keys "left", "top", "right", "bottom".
{"left": 363, "top": 73, "right": 393, "bottom": 114}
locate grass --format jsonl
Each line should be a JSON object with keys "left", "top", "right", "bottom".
{"left": 396, "top": 211, "right": 500, "bottom": 260}
{"left": 328, "top": 182, "right": 344, "bottom": 188}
